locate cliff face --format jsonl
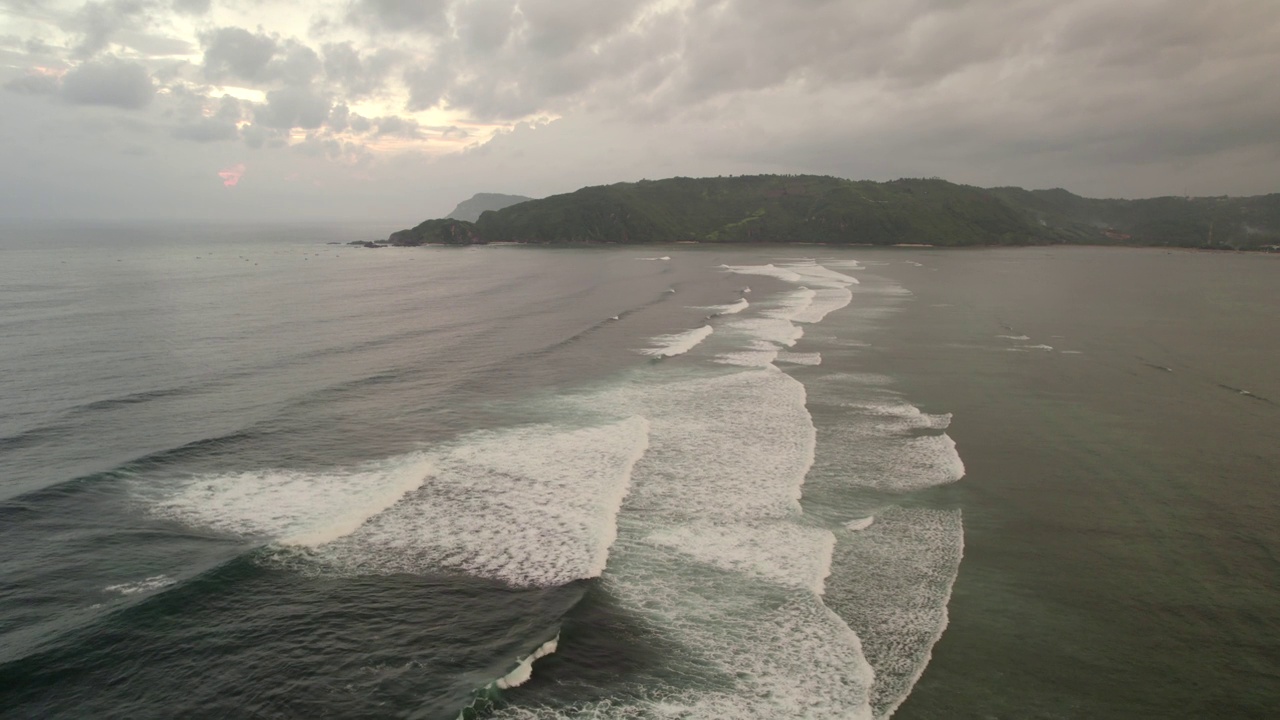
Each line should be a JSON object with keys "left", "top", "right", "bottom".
{"left": 388, "top": 176, "right": 1280, "bottom": 249}
{"left": 445, "top": 193, "right": 534, "bottom": 223}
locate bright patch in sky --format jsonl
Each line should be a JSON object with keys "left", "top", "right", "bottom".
{"left": 218, "top": 163, "right": 246, "bottom": 187}
{"left": 1, "top": 0, "right": 1278, "bottom": 220}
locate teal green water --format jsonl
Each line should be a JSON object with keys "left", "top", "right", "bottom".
{"left": 852, "top": 248, "right": 1280, "bottom": 718}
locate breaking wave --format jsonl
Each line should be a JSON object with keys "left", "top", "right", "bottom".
{"left": 639, "top": 325, "right": 714, "bottom": 357}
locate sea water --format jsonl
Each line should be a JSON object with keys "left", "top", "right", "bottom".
{"left": 1, "top": 224, "right": 1276, "bottom": 718}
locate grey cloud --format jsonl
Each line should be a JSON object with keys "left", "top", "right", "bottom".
{"left": 403, "top": 59, "right": 451, "bottom": 111}
{"left": 4, "top": 0, "right": 1280, "bottom": 224}
{"left": 292, "top": 134, "right": 372, "bottom": 166}
{"left": 255, "top": 85, "right": 331, "bottom": 129}
{"left": 347, "top": 0, "right": 449, "bottom": 32}
{"left": 516, "top": 0, "right": 648, "bottom": 58}
{"left": 274, "top": 40, "right": 322, "bottom": 86}
{"left": 213, "top": 94, "right": 244, "bottom": 122}
{"left": 201, "top": 28, "right": 321, "bottom": 88}
{"left": 114, "top": 29, "right": 195, "bottom": 57}
{"left": 172, "top": 0, "right": 211, "bottom": 14}
{"left": 241, "top": 122, "right": 271, "bottom": 148}
{"left": 322, "top": 42, "right": 399, "bottom": 99}
{"left": 68, "top": 0, "right": 153, "bottom": 59}
{"left": 395, "top": 0, "right": 666, "bottom": 119}
{"left": 297, "top": 109, "right": 420, "bottom": 142}
{"left": 172, "top": 117, "right": 239, "bottom": 141}
{"left": 60, "top": 57, "right": 155, "bottom": 108}
{"left": 453, "top": 0, "right": 516, "bottom": 53}
{"left": 327, "top": 102, "right": 350, "bottom": 131}
{"left": 201, "top": 27, "right": 277, "bottom": 83}
{"left": 23, "top": 36, "right": 53, "bottom": 55}
{"left": 4, "top": 72, "right": 59, "bottom": 95}
{"left": 371, "top": 115, "right": 421, "bottom": 138}
{"left": 167, "top": 93, "right": 244, "bottom": 143}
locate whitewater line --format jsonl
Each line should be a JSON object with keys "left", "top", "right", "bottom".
{"left": 639, "top": 325, "right": 714, "bottom": 357}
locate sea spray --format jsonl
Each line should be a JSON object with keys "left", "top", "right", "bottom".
{"left": 313, "top": 417, "right": 650, "bottom": 586}
{"left": 146, "top": 454, "right": 434, "bottom": 546}
{"left": 825, "top": 508, "right": 964, "bottom": 719}
{"left": 639, "top": 325, "right": 714, "bottom": 357}
{"left": 458, "top": 635, "right": 561, "bottom": 720}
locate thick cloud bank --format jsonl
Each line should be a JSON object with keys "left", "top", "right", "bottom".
{"left": 0, "top": 0, "right": 1277, "bottom": 220}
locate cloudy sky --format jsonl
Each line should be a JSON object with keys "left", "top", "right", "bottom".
{"left": 2, "top": 0, "right": 1278, "bottom": 222}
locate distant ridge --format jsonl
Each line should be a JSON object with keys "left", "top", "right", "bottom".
{"left": 445, "top": 193, "right": 534, "bottom": 222}
{"left": 389, "top": 175, "right": 1280, "bottom": 250}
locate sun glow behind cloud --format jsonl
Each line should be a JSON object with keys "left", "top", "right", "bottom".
{"left": 1, "top": 0, "right": 550, "bottom": 162}
{"left": 218, "top": 162, "right": 245, "bottom": 187}
{"left": 4, "top": 0, "right": 1280, "bottom": 222}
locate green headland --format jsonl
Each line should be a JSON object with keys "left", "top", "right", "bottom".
{"left": 387, "top": 175, "right": 1280, "bottom": 250}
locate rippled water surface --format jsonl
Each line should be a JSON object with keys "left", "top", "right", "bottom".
{"left": 1, "top": 225, "right": 1276, "bottom": 718}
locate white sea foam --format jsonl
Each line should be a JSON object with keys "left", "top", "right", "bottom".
{"left": 715, "top": 340, "right": 780, "bottom": 367}
{"left": 844, "top": 517, "right": 875, "bottom": 532}
{"left": 793, "top": 287, "right": 854, "bottom": 323}
{"left": 487, "top": 587, "right": 875, "bottom": 720}
{"left": 723, "top": 264, "right": 858, "bottom": 330}
{"left": 638, "top": 256, "right": 671, "bottom": 261}
{"left": 576, "top": 367, "right": 813, "bottom": 521}
{"left": 762, "top": 287, "right": 817, "bottom": 321}
{"left": 485, "top": 329, "right": 913, "bottom": 718}
{"left": 812, "top": 402, "right": 965, "bottom": 493}
{"left": 559, "top": 365, "right": 875, "bottom": 715}
{"left": 997, "top": 334, "right": 1031, "bottom": 340}
{"left": 727, "top": 318, "right": 804, "bottom": 348}
{"left": 714, "top": 287, "right": 819, "bottom": 354}
{"left": 495, "top": 635, "right": 560, "bottom": 690}
{"left": 816, "top": 371, "right": 896, "bottom": 387}
{"left": 639, "top": 325, "right": 714, "bottom": 357}
{"left": 648, "top": 521, "right": 836, "bottom": 595}
{"left": 1061, "top": 350, "right": 1084, "bottom": 354}
{"left": 720, "top": 263, "right": 804, "bottom": 283}
{"left": 313, "top": 417, "right": 651, "bottom": 587}
{"left": 864, "top": 433, "right": 964, "bottom": 492}
{"left": 702, "top": 298, "right": 750, "bottom": 315}
{"left": 823, "top": 260, "right": 866, "bottom": 270}
{"left": 148, "top": 454, "right": 433, "bottom": 546}
{"left": 844, "top": 401, "right": 953, "bottom": 432}
{"left": 104, "top": 574, "right": 176, "bottom": 595}
{"left": 776, "top": 351, "right": 822, "bottom": 366}
{"left": 473, "top": 261, "right": 954, "bottom": 718}
{"left": 825, "top": 507, "right": 964, "bottom": 719}
{"left": 1023, "top": 344, "right": 1054, "bottom": 351}
{"left": 857, "top": 283, "right": 914, "bottom": 297}
{"left": 788, "top": 264, "right": 861, "bottom": 286}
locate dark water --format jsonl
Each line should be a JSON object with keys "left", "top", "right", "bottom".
{"left": 0, "top": 225, "right": 1275, "bottom": 718}
{"left": 866, "top": 248, "right": 1280, "bottom": 719}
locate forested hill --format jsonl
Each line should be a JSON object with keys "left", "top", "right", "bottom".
{"left": 444, "top": 193, "right": 533, "bottom": 222}
{"left": 387, "top": 175, "right": 1280, "bottom": 250}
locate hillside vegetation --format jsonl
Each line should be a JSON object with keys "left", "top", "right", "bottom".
{"left": 387, "top": 175, "right": 1280, "bottom": 250}
{"left": 445, "top": 193, "right": 533, "bottom": 222}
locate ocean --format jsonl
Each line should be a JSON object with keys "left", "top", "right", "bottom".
{"left": 1, "top": 223, "right": 1277, "bottom": 719}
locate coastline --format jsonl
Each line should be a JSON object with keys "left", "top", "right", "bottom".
{"left": 369, "top": 239, "right": 1280, "bottom": 254}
